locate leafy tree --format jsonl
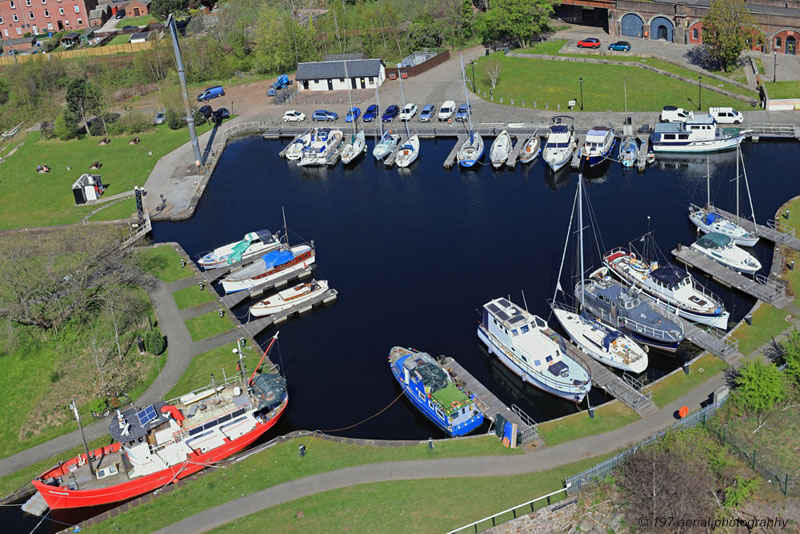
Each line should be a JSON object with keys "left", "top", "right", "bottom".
{"left": 484, "top": 59, "right": 502, "bottom": 89}
{"left": 165, "top": 108, "right": 184, "bottom": 130}
{"left": 782, "top": 329, "right": 800, "bottom": 386}
{"left": 733, "top": 357, "right": 786, "bottom": 432}
{"left": 478, "top": 0, "right": 553, "bottom": 49}
{"left": 702, "top": 0, "right": 758, "bottom": 72}
{"left": 150, "top": 0, "right": 189, "bottom": 21}
{"left": 253, "top": 7, "right": 295, "bottom": 74}
{"left": 54, "top": 110, "right": 78, "bottom": 141}
{"left": 0, "top": 79, "right": 9, "bottom": 106}
{"left": 65, "top": 78, "right": 104, "bottom": 137}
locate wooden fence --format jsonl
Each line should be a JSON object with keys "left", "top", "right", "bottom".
{"left": 0, "top": 40, "right": 154, "bottom": 66}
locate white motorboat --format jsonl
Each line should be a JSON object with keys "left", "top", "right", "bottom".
{"left": 490, "top": 130, "right": 512, "bottom": 169}
{"left": 285, "top": 132, "right": 311, "bottom": 161}
{"left": 618, "top": 136, "right": 639, "bottom": 169}
{"left": 298, "top": 128, "right": 343, "bottom": 167}
{"left": 197, "top": 230, "right": 282, "bottom": 270}
{"left": 372, "top": 130, "right": 400, "bottom": 160}
{"left": 478, "top": 297, "right": 591, "bottom": 402}
{"left": 689, "top": 233, "right": 762, "bottom": 275}
{"left": 340, "top": 131, "right": 366, "bottom": 165}
{"left": 518, "top": 133, "right": 540, "bottom": 164}
{"left": 249, "top": 279, "right": 329, "bottom": 317}
{"left": 394, "top": 135, "right": 420, "bottom": 168}
{"left": 542, "top": 124, "right": 576, "bottom": 171}
{"left": 220, "top": 244, "right": 315, "bottom": 294}
{"left": 651, "top": 113, "right": 747, "bottom": 153}
{"left": 457, "top": 132, "right": 484, "bottom": 168}
{"left": 579, "top": 127, "right": 616, "bottom": 167}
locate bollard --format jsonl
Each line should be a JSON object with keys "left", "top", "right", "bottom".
{"left": 785, "top": 208, "right": 790, "bottom": 219}
{"left": 790, "top": 260, "right": 795, "bottom": 271}
{"left": 745, "top": 313, "right": 753, "bottom": 326}
{"left": 136, "top": 335, "right": 145, "bottom": 355}
{"left": 218, "top": 308, "right": 225, "bottom": 318}
{"left": 299, "top": 444, "right": 306, "bottom": 457}
{"left": 199, "top": 281, "right": 205, "bottom": 291}
{"left": 683, "top": 362, "right": 690, "bottom": 374}
{"left": 588, "top": 407, "right": 595, "bottom": 419}
{"left": 180, "top": 258, "right": 186, "bottom": 268}
{"left": 533, "top": 101, "right": 537, "bottom": 108}
{"left": 428, "top": 437, "right": 434, "bottom": 450}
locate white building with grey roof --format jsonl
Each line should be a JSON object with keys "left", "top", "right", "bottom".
{"left": 294, "top": 58, "right": 385, "bottom": 92}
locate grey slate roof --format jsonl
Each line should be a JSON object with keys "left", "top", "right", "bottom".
{"left": 3, "top": 37, "right": 36, "bottom": 46}
{"left": 130, "top": 31, "right": 150, "bottom": 41}
{"left": 295, "top": 59, "right": 383, "bottom": 81}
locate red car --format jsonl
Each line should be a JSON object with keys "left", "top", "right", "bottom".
{"left": 577, "top": 38, "right": 601, "bottom": 49}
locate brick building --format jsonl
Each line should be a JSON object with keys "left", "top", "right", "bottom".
{"left": 0, "top": 0, "right": 98, "bottom": 39}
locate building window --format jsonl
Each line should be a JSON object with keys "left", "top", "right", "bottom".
{"left": 44, "top": 9, "right": 49, "bottom": 16}
{"left": 16, "top": 27, "right": 22, "bottom": 34}
{"left": 47, "top": 22, "right": 52, "bottom": 29}
{"left": 32, "top": 25, "right": 37, "bottom": 33}
{"left": 3, "top": 29, "right": 7, "bottom": 37}
{"left": 59, "top": 7, "right": 63, "bottom": 14}
{"left": 0, "top": 16, "right": 3, "bottom": 23}
{"left": 65, "top": 19, "right": 69, "bottom": 24}
{"left": 692, "top": 28, "right": 698, "bottom": 40}
{"left": 777, "top": 37, "right": 782, "bottom": 48}
{"left": 13, "top": 14, "right": 19, "bottom": 22}
{"left": 77, "top": 17, "right": 81, "bottom": 24}
{"left": 29, "top": 11, "right": 35, "bottom": 19}
{"left": 26, "top": 0, "right": 31, "bottom": 5}
{"left": 339, "top": 78, "right": 344, "bottom": 82}
{"left": 369, "top": 76, "right": 374, "bottom": 83}
{"left": 74, "top": 4, "right": 79, "bottom": 12}
{"left": 9, "top": 0, "right": 15, "bottom": 7}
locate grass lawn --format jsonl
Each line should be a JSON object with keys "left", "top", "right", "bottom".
{"left": 172, "top": 284, "right": 217, "bottom": 310}
{"left": 536, "top": 402, "right": 638, "bottom": 446}
{"left": 0, "top": 124, "right": 212, "bottom": 230}
{"left": 763, "top": 81, "right": 800, "bottom": 99}
{"left": 732, "top": 304, "right": 795, "bottom": 356}
{"left": 85, "top": 435, "right": 526, "bottom": 534}
{"left": 88, "top": 198, "right": 137, "bottom": 222}
{"left": 645, "top": 354, "right": 729, "bottom": 408}
{"left": 107, "top": 34, "right": 131, "bottom": 45}
{"left": 135, "top": 245, "right": 193, "bottom": 283}
{"left": 473, "top": 53, "right": 750, "bottom": 112}
{"left": 115, "top": 14, "right": 156, "bottom": 28}
{"left": 166, "top": 343, "right": 238, "bottom": 398}
{"left": 185, "top": 310, "right": 236, "bottom": 342}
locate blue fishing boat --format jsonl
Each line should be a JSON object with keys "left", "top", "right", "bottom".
{"left": 388, "top": 347, "right": 484, "bottom": 437}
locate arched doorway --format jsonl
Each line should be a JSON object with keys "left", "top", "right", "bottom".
{"left": 621, "top": 13, "right": 644, "bottom": 38}
{"left": 787, "top": 35, "right": 797, "bottom": 55}
{"left": 650, "top": 16, "right": 674, "bottom": 42}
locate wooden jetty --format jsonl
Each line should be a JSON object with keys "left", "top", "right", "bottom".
{"left": 709, "top": 207, "right": 800, "bottom": 252}
{"left": 442, "top": 356, "right": 539, "bottom": 445}
{"left": 220, "top": 267, "right": 314, "bottom": 309}
{"left": 383, "top": 135, "right": 406, "bottom": 167}
{"left": 504, "top": 136, "right": 523, "bottom": 168}
{"left": 443, "top": 136, "right": 466, "bottom": 169}
{"left": 240, "top": 287, "right": 338, "bottom": 338}
{"left": 672, "top": 245, "right": 790, "bottom": 308}
{"left": 636, "top": 135, "right": 650, "bottom": 172}
{"left": 679, "top": 319, "right": 740, "bottom": 360}
{"left": 570, "top": 139, "right": 585, "bottom": 169}
{"left": 746, "top": 123, "right": 800, "bottom": 141}
{"left": 277, "top": 129, "right": 309, "bottom": 158}
{"left": 325, "top": 142, "right": 344, "bottom": 167}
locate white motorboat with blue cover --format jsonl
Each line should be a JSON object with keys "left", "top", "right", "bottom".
{"left": 478, "top": 297, "right": 591, "bottom": 402}
{"left": 197, "top": 230, "right": 282, "bottom": 270}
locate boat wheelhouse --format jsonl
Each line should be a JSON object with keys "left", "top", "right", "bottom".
{"left": 220, "top": 243, "right": 315, "bottom": 294}
{"left": 478, "top": 297, "right": 591, "bottom": 401}
{"left": 542, "top": 125, "right": 576, "bottom": 171}
{"left": 689, "top": 233, "right": 762, "bottom": 275}
{"left": 197, "top": 230, "right": 282, "bottom": 270}
{"left": 650, "top": 114, "right": 746, "bottom": 153}
{"left": 580, "top": 127, "right": 616, "bottom": 167}
{"left": 388, "top": 347, "right": 484, "bottom": 437}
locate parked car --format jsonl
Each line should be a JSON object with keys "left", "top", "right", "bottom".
{"left": 153, "top": 110, "right": 166, "bottom": 125}
{"left": 122, "top": 25, "right": 137, "bottom": 30}
{"left": 198, "top": 105, "right": 213, "bottom": 120}
{"left": 114, "top": 9, "right": 126, "bottom": 19}
{"left": 213, "top": 108, "right": 230, "bottom": 122}
{"left": 345, "top": 107, "right": 361, "bottom": 123}
{"left": 577, "top": 38, "right": 601, "bottom": 49}
{"left": 382, "top": 105, "right": 400, "bottom": 122}
{"left": 363, "top": 104, "right": 379, "bottom": 122}
{"left": 708, "top": 107, "right": 743, "bottom": 124}
{"left": 454, "top": 104, "right": 472, "bottom": 122}
{"left": 312, "top": 110, "right": 338, "bottom": 122}
{"left": 399, "top": 103, "right": 417, "bottom": 121}
{"left": 419, "top": 104, "right": 436, "bottom": 122}
{"left": 608, "top": 41, "right": 631, "bottom": 52}
{"left": 197, "top": 85, "right": 225, "bottom": 102}
{"left": 660, "top": 105, "right": 694, "bottom": 123}
{"left": 438, "top": 100, "right": 456, "bottom": 121}
{"left": 282, "top": 110, "right": 306, "bottom": 122}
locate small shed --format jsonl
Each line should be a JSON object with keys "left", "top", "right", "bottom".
{"left": 61, "top": 32, "right": 81, "bottom": 48}
{"left": 80, "top": 28, "right": 96, "bottom": 43}
{"left": 126, "top": 0, "right": 151, "bottom": 17}
{"left": 1, "top": 36, "right": 36, "bottom": 54}
{"left": 129, "top": 31, "right": 151, "bottom": 44}
{"left": 72, "top": 174, "right": 105, "bottom": 204}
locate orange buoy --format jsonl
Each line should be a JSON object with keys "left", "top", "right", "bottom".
{"left": 678, "top": 406, "right": 689, "bottom": 418}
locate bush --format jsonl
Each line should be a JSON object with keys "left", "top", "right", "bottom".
{"left": 165, "top": 108, "right": 183, "bottom": 130}
{"left": 88, "top": 118, "right": 105, "bottom": 137}
{"left": 40, "top": 120, "right": 55, "bottom": 139}
{"left": 87, "top": 397, "right": 107, "bottom": 413}
{"left": 118, "top": 111, "right": 154, "bottom": 134}
{"left": 54, "top": 111, "right": 77, "bottom": 140}
{"left": 49, "top": 369, "right": 65, "bottom": 383}
{"left": 192, "top": 108, "right": 207, "bottom": 125}
{"left": 143, "top": 330, "right": 165, "bottom": 355}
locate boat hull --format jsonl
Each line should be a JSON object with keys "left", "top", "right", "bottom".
{"left": 652, "top": 133, "right": 745, "bottom": 153}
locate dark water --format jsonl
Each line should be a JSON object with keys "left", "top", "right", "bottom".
{"left": 7, "top": 137, "right": 798, "bottom": 532}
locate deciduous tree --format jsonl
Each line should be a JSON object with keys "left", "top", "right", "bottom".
{"left": 65, "top": 78, "right": 104, "bottom": 137}
{"left": 733, "top": 357, "right": 786, "bottom": 432}
{"left": 782, "top": 329, "right": 800, "bottom": 386}
{"left": 702, "top": 0, "right": 758, "bottom": 72}
{"left": 478, "top": 0, "right": 553, "bottom": 49}
{"left": 253, "top": 7, "right": 295, "bottom": 74}
{"left": 484, "top": 59, "right": 502, "bottom": 89}
{"left": 150, "top": 0, "right": 189, "bottom": 21}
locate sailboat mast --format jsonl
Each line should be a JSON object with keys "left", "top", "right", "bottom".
{"left": 735, "top": 145, "right": 740, "bottom": 224}
{"left": 740, "top": 146, "right": 757, "bottom": 224}
{"left": 375, "top": 81, "right": 383, "bottom": 138}
{"left": 578, "top": 175, "right": 585, "bottom": 308}
{"left": 706, "top": 157, "right": 710, "bottom": 208}
{"left": 344, "top": 61, "right": 355, "bottom": 137}
{"left": 460, "top": 53, "right": 473, "bottom": 135}
{"left": 397, "top": 62, "right": 409, "bottom": 137}
{"left": 282, "top": 206, "right": 289, "bottom": 246}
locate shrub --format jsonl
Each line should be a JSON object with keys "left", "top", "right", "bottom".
{"left": 192, "top": 108, "right": 207, "bottom": 125}
{"left": 87, "top": 397, "right": 107, "bottom": 414}
{"left": 143, "top": 330, "right": 165, "bottom": 355}
{"left": 165, "top": 108, "right": 183, "bottom": 130}
{"left": 118, "top": 111, "right": 154, "bottom": 134}
{"left": 54, "top": 111, "right": 77, "bottom": 140}
{"left": 88, "top": 118, "right": 105, "bottom": 137}
{"left": 40, "top": 120, "right": 56, "bottom": 139}
{"left": 49, "top": 369, "right": 65, "bottom": 383}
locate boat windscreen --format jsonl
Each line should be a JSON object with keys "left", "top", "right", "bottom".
{"left": 417, "top": 362, "right": 448, "bottom": 394}
{"left": 696, "top": 233, "right": 731, "bottom": 249}
{"left": 547, "top": 360, "right": 568, "bottom": 377}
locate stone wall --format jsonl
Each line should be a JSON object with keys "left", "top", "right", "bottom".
{"left": 486, "top": 499, "right": 579, "bottom": 534}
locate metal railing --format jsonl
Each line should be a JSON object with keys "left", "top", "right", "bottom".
{"left": 120, "top": 211, "right": 151, "bottom": 249}
{"left": 766, "top": 218, "right": 797, "bottom": 238}
{"left": 748, "top": 123, "right": 797, "bottom": 137}
{"left": 511, "top": 404, "right": 539, "bottom": 443}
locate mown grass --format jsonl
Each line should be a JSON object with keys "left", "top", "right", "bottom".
{"left": 185, "top": 310, "right": 236, "bottom": 342}
{"left": 645, "top": 354, "right": 729, "bottom": 408}
{"left": 166, "top": 343, "right": 238, "bottom": 398}
{"left": 107, "top": 34, "right": 131, "bottom": 45}
{"left": 732, "top": 304, "right": 795, "bottom": 356}
{"left": 172, "top": 284, "right": 217, "bottom": 310}
{"left": 536, "top": 402, "right": 638, "bottom": 446}
{"left": 88, "top": 198, "right": 137, "bottom": 222}
{"left": 763, "top": 81, "right": 800, "bottom": 99}
{"left": 115, "top": 14, "right": 157, "bottom": 28}
{"left": 474, "top": 53, "right": 749, "bottom": 112}
{"left": 85, "top": 435, "right": 523, "bottom": 534}
{"left": 135, "top": 245, "right": 193, "bottom": 283}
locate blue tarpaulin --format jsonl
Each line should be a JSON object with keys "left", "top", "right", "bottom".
{"left": 704, "top": 212, "right": 720, "bottom": 224}
{"left": 261, "top": 250, "right": 293, "bottom": 269}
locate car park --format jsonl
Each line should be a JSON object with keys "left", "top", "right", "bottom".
{"left": 577, "top": 38, "right": 601, "bottom": 49}
{"left": 197, "top": 85, "right": 225, "bottom": 102}
{"left": 213, "top": 108, "right": 230, "bottom": 122}
{"left": 363, "top": 104, "right": 379, "bottom": 122}
{"left": 282, "top": 110, "right": 306, "bottom": 122}
{"left": 382, "top": 105, "right": 399, "bottom": 122}
{"left": 454, "top": 104, "right": 472, "bottom": 122}
{"left": 438, "top": 100, "right": 456, "bottom": 121}
{"left": 345, "top": 107, "right": 361, "bottom": 123}
{"left": 419, "top": 104, "right": 436, "bottom": 122}
{"left": 608, "top": 41, "right": 631, "bottom": 51}
{"left": 659, "top": 106, "right": 694, "bottom": 123}
{"left": 312, "top": 110, "right": 338, "bottom": 122}
{"left": 708, "top": 107, "right": 743, "bottom": 124}
{"left": 399, "top": 103, "right": 417, "bottom": 121}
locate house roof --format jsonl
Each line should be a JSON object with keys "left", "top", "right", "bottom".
{"left": 295, "top": 59, "right": 384, "bottom": 81}
{"left": 324, "top": 53, "right": 363, "bottom": 61}
{"left": 130, "top": 31, "right": 150, "bottom": 40}
{"left": 62, "top": 32, "right": 80, "bottom": 40}
{"left": 3, "top": 37, "right": 36, "bottom": 46}
{"left": 89, "top": 8, "right": 106, "bottom": 18}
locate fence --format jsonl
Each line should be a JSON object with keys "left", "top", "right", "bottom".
{"left": 0, "top": 40, "right": 154, "bottom": 66}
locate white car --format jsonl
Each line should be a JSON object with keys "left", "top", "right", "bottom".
{"left": 659, "top": 106, "right": 693, "bottom": 123}
{"left": 438, "top": 100, "right": 456, "bottom": 121}
{"left": 282, "top": 110, "right": 306, "bottom": 122}
{"left": 399, "top": 103, "right": 418, "bottom": 121}
{"left": 708, "top": 107, "right": 743, "bottom": 124}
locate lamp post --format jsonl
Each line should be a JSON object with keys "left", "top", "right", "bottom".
{"left": 471, "top": 61, "right": 476, "bottom": 92}
{"left": 773, "top": 51, "right": 777, "bottom": 83}
{"left": 579, "top": 76, "right": 584, "bottom": 111}
{"left": 698, "top": 75, "right": 702, "bottom": 111}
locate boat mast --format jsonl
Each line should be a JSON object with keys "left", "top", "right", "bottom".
{"left": 552, "top": 184, "right": 579, "bottom": 303}
{"left": 344, "top": 61, "right": 355, "bottom": 138}
{"left": 735, "top": 144, "right": 740, "bottom": 225}
{"left": 706, "top": 157, "right": 710, "bottom": 208}
{"left": 282, "top": 206, "right": 289, "bottom": 246}
{"left": 460, "top": 53, "right": 473, "bottom": 140}
{"left": 740, "top": 145, "right": 757, "bottom": 225}
{"left": 397, "top": 62, "right": 410, "bottom": 138}
{"left": 578, "top": 175, "right": 585, "bottom": 309}
{"left": 71, "top": 399, "right": 94, "bottom": 477}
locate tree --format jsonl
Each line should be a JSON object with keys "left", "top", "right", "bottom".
{"left": 54, "top": 110, "right": 78, "bottom": 141}
{"left": 702, "top": 0, "right": 758, "bottom": 72}
{"left": 478, "top": 0, "right": 553, "bottom": 49}
{"left": 150, "top": 0, "right": 189, "bottom": 21}
{"left": 484, "top": 59, "right": 502, "bottom": 89}
{"left": 65, "top": 78, "right": 104, "bottom": 137}
{"left": 733, "top": 357, "right": 786, "bottom": 432}
{"left": 782, "top": 329, "right": 800, "bottom": 386}
{"left": 253, "top": 7, "right": 295, "bottom": 74}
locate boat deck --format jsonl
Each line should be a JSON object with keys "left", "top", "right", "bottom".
{"left": 441, "top": 357, "right": 539, "bottom": 445}
{"left": 241, "top": 287, "right": 338, "bottom": 338}
{"left": 277, "top": 130, "right": 310, "bottom": 158}
{"left": 672, "top": 245, "right": 790, "bottom": 308}
{"left": 383, "top": 136, "right": 406, "bottom": 167}
{"left": 221, "top": 267, "right": 314, "bottom": 309}
{"left": 443, "top": 136, "right": 467, "bottom": 169}
{"left": 325, "top": 143, "right": 344, "bottom": 167}
{"left": 710, "top": 207, "right": 800, "bottom": 252}
{"left": 570, "top": 139, "right": 585, "bottom": 169}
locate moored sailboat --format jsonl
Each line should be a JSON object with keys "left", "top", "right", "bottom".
{"left": 372, "top": 130, "right": 400, "bottom": 160}
{"left": 340, "top": 130, "right": 366, "bottom": 165}
{"left": 457, "top": 53, "right": 484, "bottom": 168}
{"left": 490, "top": 130, "right": 512, "bottom": 169}
{"left": 518, "top": 133, "right": 540, "bottom": 164}
{"left": 394, "top": 135, "right": 420, "bottom": 168}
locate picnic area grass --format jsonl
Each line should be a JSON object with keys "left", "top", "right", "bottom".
{"left": 732, "top": 304, "right": 794, "bottom": 356}
{"left": 645, "top": 353, "right": 729, "bottom": 408}
{"left": 536, "top": 401, "right": 638, "bottom": 446}
{"left": 135, "top": 245, "right": 193, "bottom": 283}
{"left": 473, "top": 53, "right": 749, "bottom": 112}
{"left": 87, "top": 198, "right": 137, "bottom": 222}
{"left": 116, "top": 14, "right": 156, "bottom": 28}
{"left": 763, "top": 81, "right": 800, "bottom": 99}
{"left": 185, "top": 310, "right": 236, "bottom": 342}
{"left": 0, "top": 124, "right": 212, "bottom": 230}
{"left": 172, "top": 284, "right": 217, "bottom": 310}
{"left": 84, "top": 435, "right": 528, "bottom": 534}
{"left": 107, "top": 34, "right": 131, "bottom": 45}
{"left": 166, "top": 343, "right": 238, "bottom": 398}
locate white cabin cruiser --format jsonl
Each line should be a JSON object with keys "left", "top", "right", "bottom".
{"left": 689, "top": 233, "right": 761, "bottom": 275}
{"left": 580, "top": 127, "right": 615, "bottom": 167}
{"left": 197, "top": 230, "right": 282, "bottom": 270}
{"left": 285, "top": 132, "right": 312, "bottom": 161}
{"left": 651, "top": 113, "right": 746, "bottom": 153}
{"left": 249, "top": 279, "right": 329, "bottom": 317}
{"left": 542, "top": 125, "right": 576, "bottom": 171}
{"left": 298, "top": 128, "right": 343, "bottom": 167}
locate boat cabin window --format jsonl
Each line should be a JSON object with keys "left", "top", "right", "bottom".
{"left": 418, "top": 391, "right": 426, "bottom": 401}
{"left": 435, "top": 409, "right": 444, "bottom": 419}
{"left": 534, "top": 359, "right": 541, "bottom": 366}
{"left": 663, "top": 134, "right": 676, "bottom": 140}
{"left": 546, "top": 355, "right": 553, "bottom": 363}
{"left": 678, "top": 134, "right": 689, "bottom": 140}
{"left": 521, "top": 355, "right": 528, "bottom": 362}
{"left": 534, "top": 316, "right": 546, "bottom": 328}
{"left": 520, "top": 325, "right": 529, "bottom": 334}
{"left": 461, "top": 408, "right": 466, "bottom": 415}
{"left": 511, "top": 329, "right": 519, "bottom": 336}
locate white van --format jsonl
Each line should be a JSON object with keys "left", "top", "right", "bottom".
{"left": 438, "top": 100, "right": 456, "bottom": 121}
{"left": 659, "top": 106, "right": 694, "bottom": 123}
{"left": 708, "top": 107, "right": 743, "bottom": 124}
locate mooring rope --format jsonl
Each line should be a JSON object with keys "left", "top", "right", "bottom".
{"left": 318, "top": 389, "right": 406, "bottom": 433}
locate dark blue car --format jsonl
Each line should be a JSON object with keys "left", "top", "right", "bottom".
{"left": 419, "top": 104, "right": 436, "bottom": 122}
{"left": 608, "top": 41, "right": 631, "bottom": 52}
{"left": 382, "top": 105, "right": 399, "bottom": 122}
{"left": 312, "top": 110, "right": 338, "bottom": 122}
{"left": 345, "top": 107, "right": 361, "bottom": 123}
{"left": 363, "top": 104, "right": 379, "bottom": 122}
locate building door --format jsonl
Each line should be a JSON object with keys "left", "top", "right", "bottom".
{"left": 657, "top": 25, "right": 668, "bottom": 40}
{"left": 327, "top": 79, "right": 333, "bottom": 90}
{"left": 787, "top": 36, "right": 797, "bottom": 55}
{"left": 57, "top": 20, "right": 63, "bottom": 31}
{"left": 134, "top": 7, "right": 140, "bottom": 16}
{"left": 620, "top": 13, "right": 644, "bottom": 38}
{"left": 302, "top": 80, "right": 309, "bottom": 90}
{"left": 360, "top": 77, "right": 366, "bottom": 88}
{"left": 351, "top": 77, "right": 356, "bottom": 89}
{"left": 650, "top": 16, "right": 674, "bottom": 41}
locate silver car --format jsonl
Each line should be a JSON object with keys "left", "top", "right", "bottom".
{"left": 154, "top": 111, "right": 166, "bottom": 125}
